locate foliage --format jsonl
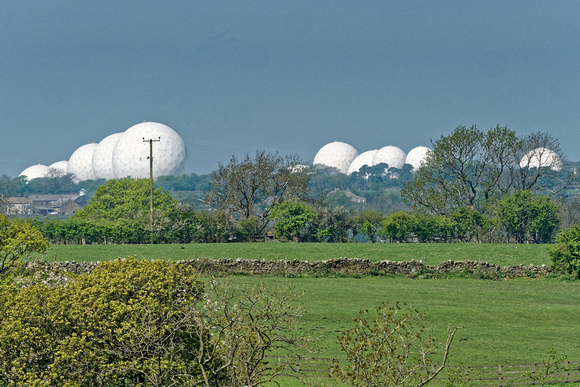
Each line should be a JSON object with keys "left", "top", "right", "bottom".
{"left": 525, "top": 347, "right": 568, "bottom": 386}
{"left": 334, "top": 302, "right": 459, "bottom": 387}
{"left": 548, "top": 225, "right": 580, "bottom": 277}
{"left": 352, "top": 210, "right": 384, "bottom": 242}
{"left": 446, "top": 207, "right": 489, "bottom": 243}
{"left": 73, "top": 178, "right": 176, "bottom": 221}
{"left": 194, "top": 279, "right": 312, "bottom": 386}
{"left": 307, "top": 205, "right": 353, "bottom": 242}
{"left": 379, "top": 211, "right": 413, "bottom": 242}
{"left": 402, "top": 125, "right": 573, "bottom": 215}
{"left": 497, "top": 191, "right": 561, "bottom": 244}
{"left": 0, "top": 258, "right": 220, "bottom": 386}
{"left": 270, "top": 199, "right": 316, "bottom": 241}
{"left": 0, "top": 215, "right": 49, "bottom": 274}
{"left": 206, "top": 151, "right": 311, "bottom": 234}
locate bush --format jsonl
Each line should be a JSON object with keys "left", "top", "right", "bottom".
{"left": 0, "top": 258, "right": 219, "bottom": 385}
{"left": 548, "top": 225, "right": 580, "bottom": 277}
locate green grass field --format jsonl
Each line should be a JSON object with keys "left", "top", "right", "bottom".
{"left": 45, "top": 242, "right": 551, "bottom": 266}
{"left": 40, "top": 242, "right": 579, "bottom": 386}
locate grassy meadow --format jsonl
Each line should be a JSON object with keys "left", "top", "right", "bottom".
{"left": 45, "top": 242, "right": 551, "bottom": 266}
{"left": 39, "top": 242, "right": 580, "bottom": 385}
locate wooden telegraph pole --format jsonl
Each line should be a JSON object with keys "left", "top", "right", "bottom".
{"left": 143, "top": 137, "right": 161, "bottom": 223}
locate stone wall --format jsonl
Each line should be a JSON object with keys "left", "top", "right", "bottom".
{"left": 24, "top": 258, "right": 553, "bottom": 278}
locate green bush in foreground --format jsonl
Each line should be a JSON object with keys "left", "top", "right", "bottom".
{"left": 548, "top": 225, "right": 580, "bottom": 277}
{"left": 0, "top": 259, "right": 309, "bottom": 386}
{"left": 0, "top": 258, "right": 218, "bottom": 386}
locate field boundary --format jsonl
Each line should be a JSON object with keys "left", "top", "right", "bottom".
{"left": 25, "top": 257, "right": 553, "bottom": 278}
{"left": 265, "top": 355, "right": 580, "bottom": 386}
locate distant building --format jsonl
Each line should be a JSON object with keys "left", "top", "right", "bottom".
{"left": 4, "top": 194, "right": 90, "bottom": 216}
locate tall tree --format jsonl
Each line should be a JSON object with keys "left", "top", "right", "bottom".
{"left": 73, "top": 178, "right": 176, "bottom": 221}
{"left": 402, "top": 125, "right": 572, "bottom": 215}
{"left": 205, "top": 151, "right": 311, "bottom": 233}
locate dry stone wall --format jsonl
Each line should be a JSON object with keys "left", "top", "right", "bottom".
{"left": 24, "top": 258, "right": 553, "bottom": 278}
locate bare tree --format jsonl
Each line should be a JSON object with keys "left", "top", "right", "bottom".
{"left": 205, "top": 151, "right": 311, "bottom": 235}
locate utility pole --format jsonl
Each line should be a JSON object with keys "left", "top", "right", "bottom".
{"left": 143, "top": 137, "right": 161, "bottom": 223}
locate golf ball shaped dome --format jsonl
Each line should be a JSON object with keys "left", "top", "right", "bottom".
{"left": 372, "top": 146, "right": 406, "bottom": 169}
{"left": 20, "top": 164, "right": 50, "bottom": 181}
{"left": 520, "top": 147, "right": 563, "bottom": 171}
{"left": 347, "top": 149, "right": 377, "bottom": 175}
{"left": 112, "top": 122, "right": 188, "bottom": 179}
{"left": 405, "top": 146, "right": 431, "bottom": 170}
{"left": 92, "top": 133, "right": 122, "bottom": 180}
{"left": 68, "top": 143, "right": 98, "bottom": 182}
{"left": 313, "top": 141, "right": 358, "bottom": 174}
{"left": 49, "top": 161, "right": 69, "bottom": 177}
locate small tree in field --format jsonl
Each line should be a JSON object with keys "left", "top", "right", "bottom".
{"left": 548, "top": 225, "right": 580, "bottom": 277}
{"left": 270, "top": 199, "right": 315, "bottom": 241}
{"left": 334, "top": 302, "right": 460, "bottom": 387}
{"left": 0, "top": 215, "right": 49, "bottom": 275}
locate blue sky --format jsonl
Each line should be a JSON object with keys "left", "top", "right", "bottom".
{"left": 1, "top": 1, "right": 579, "bottom": 176}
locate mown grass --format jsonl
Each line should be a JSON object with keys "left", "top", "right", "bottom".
{"left": 40, "top": 242, "right": 576, "bottom": 386}
{"left": 224, "top": 275, "right": 580, "bottom": 386}
{"left": 45, "top": 242, "right": 551, "bottom": 266}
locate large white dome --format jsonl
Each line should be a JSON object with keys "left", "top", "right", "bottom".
{"left": 93, "top": 133, "right": 122, "bottom": 180}
{"left": 313, "top": 141, "right": 358, "bottom": 174}
{"left": 520, "top": 147, "right": 563, "bottom": 171}
{"left": 20, "top": 164, "right": 50, "bottom": 181}
{"left": 347, "top": 150, "right": 377, "bottom": 175}
{"left": 112, "top": 122, "right": 188, "bottom": 179}
{"left": 405, "top": 146, "right": 431, "bottom": 170}
{"left": 372, "top": 146, "right": 406, "bottom": 169}
{"left": 68, "top": 143, "right": 98, "bottom": 182}
{"left": 48, "top": 160, "right": 69, "bottom": 177}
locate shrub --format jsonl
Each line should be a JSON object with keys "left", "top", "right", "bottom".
{"left": 548, "top": 225, "right": 580, "bottom": 277}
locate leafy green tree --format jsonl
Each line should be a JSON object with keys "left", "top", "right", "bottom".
{"left": 206, "top": 151, "right": 311, "bottom": 234}
{"left": 308, "top": 205, "right": 353, "bottom": 242}
{"left": 73, "top": 178, "right": 176, "bottom": 221}
{"left": 548, "top": 225, "right": 580, "bottom": 277}
{"left": 353, "top": 210, "right": 384, "bottom": 242}
{"left": 0, "top": 215, "right": 49, "bottom": 274}
{"left": 497, "top": 191, "right": 561, "bottom": 244}
{"left": 379, "top": 211, "right": 413, "bottom": 243}
{"left": 270, "top": 199, "right": 316, "bottom": 241}
{"left": 446, "top": 207, "right": 488, "bottom": 243}
{"left": 334, "top": 302, "right": 460, "bottom": 387}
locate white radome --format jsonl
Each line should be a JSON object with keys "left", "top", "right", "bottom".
{"left": 520, "top": 147, "right": 563, "bottom": 171}
{"left": 93, "top": 133, "right": 122, "bottom": 180}
{"left": 68, "top": 143, "right": 99, "bottom": 182}
{"left": 19, "top": 164, "right": 50, "bottom": 181}
{"left": 347, "top": 150, "right": 378, "bottom": 175}
{"left": 112, "top": 122, "right": 188, "bottom": 179}
{"left": 372, "top": 145, "right": 406, "bottom": 169}
{"left": 405, "top": 146, "right": 431, "bottom": 170}
{"left": 313, "top": 141, "right": 358, "bottom": 174}
{"left": 48, "top": 160, "right": 69, "bottom": 177}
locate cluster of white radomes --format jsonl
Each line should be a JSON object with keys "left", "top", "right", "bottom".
{"left": 313, "top": 142, "right": 432, "bottom": 175}
{"left": 19, "top": 122, "right": 188, "bottom": 183}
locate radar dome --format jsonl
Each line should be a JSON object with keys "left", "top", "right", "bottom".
{"left": 405, "top": 146, "right": 431, "bottom": 170}
{"left": 20, "top": 164, "right": 50, "bottom": 181}
{"left": 48, "top": 161, "right": 69, "bottom": 177}
{"left": 68, "top": 143, "right": 98, "bottom": 182}
{"left": 372, "top": 146, "right": 406, "bottom": 169}
{"left": 93, "top": 133, "right": 122, "bottom": 180}
{"left": 112, "top": 122, "right": 188, "bottom": 179}
{"left": 313, "top": 141, "right": 358, "bottom": 174}
{"left": 348, "top": 150, "right": 378, "bottom": 175}
{"left": 520, "top": 148, "right": 563, "bottom": 171}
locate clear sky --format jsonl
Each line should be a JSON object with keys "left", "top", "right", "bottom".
{"left": 1, "top": 1, "right": 579, "bottom": 177}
